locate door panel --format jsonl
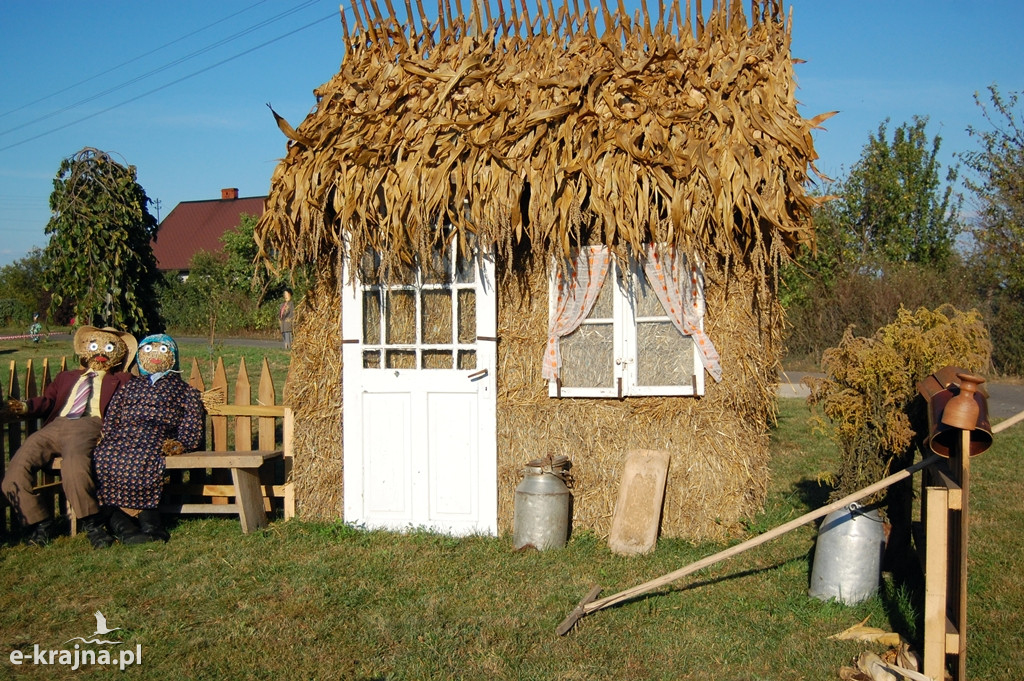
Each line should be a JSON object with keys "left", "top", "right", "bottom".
{"left": 427, "top": 391, "right": 478, "bottom": 521}
{"left": 342, "top": 249, "right": 497, "bottom": 535}
{"left": 361, "top": 393, "right": 411, "bottom": 518}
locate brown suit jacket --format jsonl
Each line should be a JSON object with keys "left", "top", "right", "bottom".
{"left": 25, "top": 369, "right": 132, "bottom": 425}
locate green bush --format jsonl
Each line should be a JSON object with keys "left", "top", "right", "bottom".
{"left": 0, "top": 298, "right": 31, "bottom": 327}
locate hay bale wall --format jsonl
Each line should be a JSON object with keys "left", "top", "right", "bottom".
{"left": 496, "top": 255, "right": 781, "bottom": 541}
{"left": 284, "top": 259, "right": 345, "bottom": 519}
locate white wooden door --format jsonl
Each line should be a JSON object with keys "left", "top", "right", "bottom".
{"left": 341, "top": 249, "right": 497, "bottom": 535}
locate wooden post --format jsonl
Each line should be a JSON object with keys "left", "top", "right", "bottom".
{"left": 922, "top": 479, "right": 949, "bottom": 680}
{"left": 952, "top": 429, "right": 971, "bottom": 680}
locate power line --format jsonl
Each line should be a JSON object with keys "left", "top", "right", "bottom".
{"left": 0, "top": 0, "right": 324, "bottom": 138}
{"left": 0, "top": 10, "right": 339, "bottom": 154}
{"left": 0, "top": 0, "right": 271, "bottom": 121}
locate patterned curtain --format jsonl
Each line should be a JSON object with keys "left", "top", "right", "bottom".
{"left": 641, "top": 245, "right": 723, "bottom": 383}
{"left": 542, "top": 246, "right": 611, "bottom": 381}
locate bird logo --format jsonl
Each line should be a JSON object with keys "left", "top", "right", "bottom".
{"left": 93, "top": 611, "right": 121, "bottom": 636}
{"left": 64, "top": 610, "right": 123, "bottom": 645}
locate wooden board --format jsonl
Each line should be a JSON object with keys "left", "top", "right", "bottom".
{"left": 608, "top": 449, "right": 670, "bottom": 556}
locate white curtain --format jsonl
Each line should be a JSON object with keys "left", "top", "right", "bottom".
{"left": 642, "top": 245, "right": 722, "bottom": 383}
{"left": 542, "top": 246, "right": 611, "bottom": 382}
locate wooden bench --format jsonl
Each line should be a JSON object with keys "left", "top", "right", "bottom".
{"left": 50, "top": 404, "right": 294, "bottom": 535}
{"left": 159, "top": 403, "right": 294, "bottom": 533}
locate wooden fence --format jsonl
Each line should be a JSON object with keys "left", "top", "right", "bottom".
{"left": 1, "top": 355, "right": 288, "bottom": 538}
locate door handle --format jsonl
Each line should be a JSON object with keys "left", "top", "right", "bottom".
{"left": 468, "top": 368, "right": 488, "bottom": 381}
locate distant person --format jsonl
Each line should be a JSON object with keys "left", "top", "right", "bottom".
{"left": 279, "top": 288, "right": 294, "bottom": 350}
{"left": 29, "top": 313, "right": 42, "bottom": 343}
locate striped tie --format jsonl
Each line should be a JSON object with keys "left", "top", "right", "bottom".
{"left": 66, "top": 371, "right": 97, "bottom": 419}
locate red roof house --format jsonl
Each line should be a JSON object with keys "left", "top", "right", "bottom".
{"left": 151, "top": 188, "right": 265, "bottom": 271}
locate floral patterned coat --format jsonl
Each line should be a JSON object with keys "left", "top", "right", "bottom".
{"left": 94, "top": 373, "right": 204, "bottom": 509}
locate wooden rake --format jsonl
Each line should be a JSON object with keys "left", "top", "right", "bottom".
{"left": 557, "top": 454, "right": 939, "bottom": 635}
{"left": 558, "top": 408, "right": 1024, "bottom": 635}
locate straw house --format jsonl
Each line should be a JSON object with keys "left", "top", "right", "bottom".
{"left": 256, "top": 0, "right": 831, "bottom": 540}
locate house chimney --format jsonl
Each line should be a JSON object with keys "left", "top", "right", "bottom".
{"left": 221, "top": 188, "right": 239, "bottom": 200}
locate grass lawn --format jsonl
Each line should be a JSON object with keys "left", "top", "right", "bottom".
{"left": 1, "top": 386, "right": 1021, "bottom": 678}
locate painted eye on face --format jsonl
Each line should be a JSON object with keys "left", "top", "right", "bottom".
{"left": 104, "top": 342, "right": 115, "bottom": 353}
{"left": 159, "top": 345, "right": 169, "bottom": 353}
{"left": 88, "top": 341, "right": 99, "bottom": 351}
{"left": 142, "top": 344, "right": 153, "bottom": 353}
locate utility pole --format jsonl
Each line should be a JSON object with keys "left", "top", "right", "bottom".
{"left": 153, "top": 198, "right": 162, "bottom": 222}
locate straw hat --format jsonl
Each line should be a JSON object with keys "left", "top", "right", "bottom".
{"left": 73, "top": 326, "right": 138, "bottom": 369}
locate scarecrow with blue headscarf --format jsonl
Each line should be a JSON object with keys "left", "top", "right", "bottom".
{"left": 93, "top": 334, "right": 205, "bottom": 544}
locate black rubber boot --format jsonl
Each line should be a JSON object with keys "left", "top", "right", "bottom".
{"left": 108, "top": 508, "right": 156, "bottom": 545}
{"left": 25, "top": 518, "right": 60, "bottom": 546}
{"left": 79, "top": 513, "right": 115, "bottom": 549}
{"left": 137, "top": 509, "right": 169, "bottom": 542}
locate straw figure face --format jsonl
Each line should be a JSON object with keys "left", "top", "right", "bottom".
{"left": 73, "top": 326, "right": 137, "bottom": 372}
{"left": 137, "top": 334, "right": 179, "bottom": 376}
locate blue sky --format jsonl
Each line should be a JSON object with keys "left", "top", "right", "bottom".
{"left": 1, "top": 0, "right": 1021, "bottom": 267}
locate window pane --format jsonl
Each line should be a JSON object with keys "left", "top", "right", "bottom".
{"left": 635, "top": 272, "right": 667, "bottom": 318}
{"left": 560, "top": 323, "right": 614, "bottom": 388}
{"left": 422, "top": 290, "right": 453, "bottom": 344}
{"left": 363, "top": 351, "right": 381, "bottom": 369}
{"left": 586, "top": 269, "right": 614, "bottom": 319}
{"left": 363, "top": 290, "right": 381, "bottom": 344}
{"left": 358, "top": 251, "right": 381, "bottom": 283}
{"left": 422, "top": 350, "right": 453, "bottom": 369}
{"left": 455, "top": 254, "right": 476, "bottom": 283}
{"left": 385, "top": 350, "right": 416, "bottom": 369}
{"left": 457, "top": 350, "right": 477, "bottom": 370}
{"left": 423, "top": 249, "right": 452, "bottom": 285}
{"left": 458, "top": 289, "right": 476, "bottom": 344}
{"left": 636, "top": 321, "right": 695, "bottom": 386}
{"left": 386, "top": 290, "right": 417, "bottom": 344}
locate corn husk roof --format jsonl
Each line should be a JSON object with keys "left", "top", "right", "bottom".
{"left": 256, "top": 0, "right": 831, "bottom": 275}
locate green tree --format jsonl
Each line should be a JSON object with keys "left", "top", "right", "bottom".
{"left": 42, "top": 147, "right": 162, "bottom": 334}
{"left": 157, "top": 213, "right": 306, "bottom": 337}
{"left": 842, "top": 117, "right": 962, "bottom": 269}
{"left": 782, "top": 117, "right": 967, "bottom": 361}
{"left": 961, "top": 86, "right": 1024, "bottom": 294}
{"left": 960, "top": 86, "right": 1024, "bottom": 373}
{"left": 0, "top": 248, "right": 50, "bottom": 322}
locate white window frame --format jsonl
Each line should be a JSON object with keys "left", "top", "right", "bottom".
{"left": 547, "top": 256, "right": 705, "bottom": 399}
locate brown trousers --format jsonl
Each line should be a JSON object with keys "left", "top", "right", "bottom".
{"left": 1, "top": 416, "right": 103, "bottom": 525}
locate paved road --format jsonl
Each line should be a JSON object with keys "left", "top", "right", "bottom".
{"left": 778, "top": 370, "right": 1024, "bottom": 421}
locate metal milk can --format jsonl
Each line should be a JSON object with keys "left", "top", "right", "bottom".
{"left": 809, "top": 503, "right": 886, "bottom": 605}
{"left": 512, "top": 455, "right": 572, "bottom": 551}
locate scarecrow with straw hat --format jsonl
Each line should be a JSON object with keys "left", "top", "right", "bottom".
{"left": 93, "top": 333, "right": 205, "bottom": 544}
{"left": 1, "top": 325, "right": 137, "bottom": 548}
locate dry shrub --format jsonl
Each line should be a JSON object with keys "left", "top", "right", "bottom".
{"left": 807, "top": 304, "right": 991, "bottom": 500}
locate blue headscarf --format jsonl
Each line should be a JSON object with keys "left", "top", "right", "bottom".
{"left": 137, "top": 333, "right": 180, "bottom": 378}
